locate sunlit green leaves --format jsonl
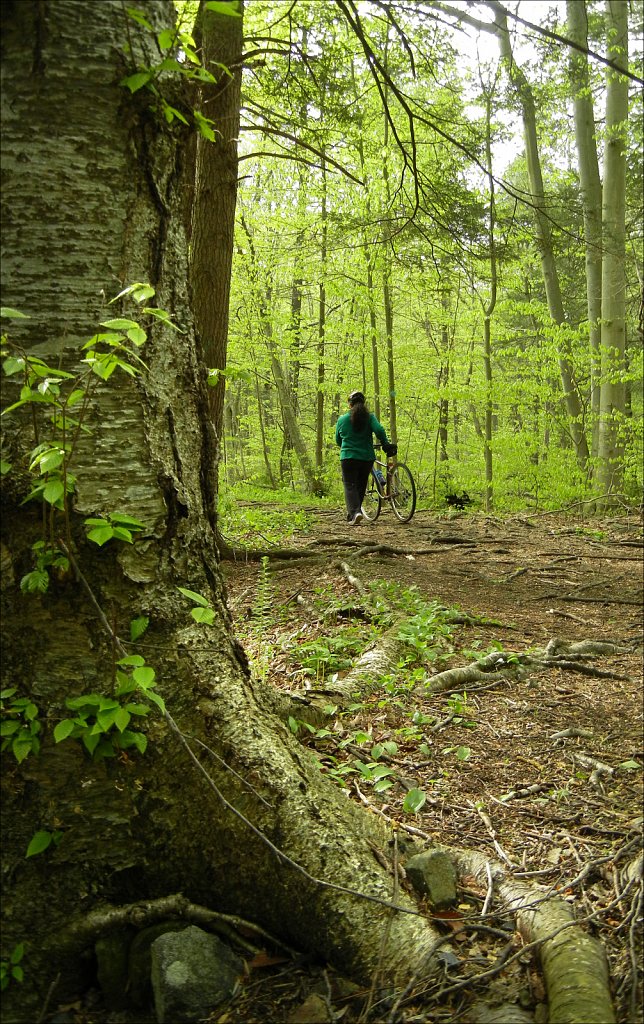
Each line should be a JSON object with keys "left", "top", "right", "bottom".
{"left": 205, "top": 0, "right": 242, "bottom": 16}
{"left": 84, "top": 512, "right": 146, "bottom": 547}
{"left": 121, "top": 70, "right": 153, "bottom": 93}
{"left": 1, "top": 689, "right": 41, "bottom": 763}
{"left": 403, "top": 788, "right": 427, "bottom": 814}
{"left": 178, "top": 586, "right": 216, "bottom": 626}
{"left": 130, "top": 616, "right": 149, "bottom": 642}
{"left": 0, "top": 307, "right": 29, "bottom": 319}
{"left": 193, "top": 110, "right": 218, "bottom": 141}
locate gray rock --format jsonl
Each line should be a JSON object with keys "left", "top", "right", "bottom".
{"left": 128, "top": 921, "right": 188, "bottom": 1008}
{"left": 150, "top": 925, "right": 243, "bottom": 1023}
{"left": 405, "top": 849, "right": 457, "bottom": 909}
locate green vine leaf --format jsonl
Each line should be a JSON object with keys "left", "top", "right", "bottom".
{"left": 191, "top": 607, "right": 215, "bottom": 625}
{"left": 177, "top": 586, "right": 210, "bottom": 607}
{"left": 402, "top": 788, "right": 427, "bottom": 814}
{"left": 130, "top": 616, "right": 149, "bottom": 642}
{"left": 121, "top": 71, "right": 153, "bottom": 93}
{"left": 205, "top": 0, "right": 242, "bottom": 16}
{"left": 53, "top": 720, "right": 76, "bottom": 743}
{"left": 26, "top": 830, "right": 54, "bottom": 858}
{"left": 0, "top": 308, "right": 30, "bottom": 319}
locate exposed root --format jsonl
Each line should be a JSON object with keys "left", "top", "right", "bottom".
{"left": 451, "top": 848, "right": 617, "bottom": 1024}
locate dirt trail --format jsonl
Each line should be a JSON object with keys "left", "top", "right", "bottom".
{"left": 221, "top": 507, "right": 643, "bottom": 1024}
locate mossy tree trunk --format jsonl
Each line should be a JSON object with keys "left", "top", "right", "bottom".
{"left": 0, "top": 3, "right": 440, "bottom": 1019}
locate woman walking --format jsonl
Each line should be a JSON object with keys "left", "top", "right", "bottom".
{"left": 335, "top": 391, "right": 392, "bottom": 524}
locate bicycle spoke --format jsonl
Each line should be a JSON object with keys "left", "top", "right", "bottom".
{"left": 389, "top": 463, "right": 416, "bottom": 523}
{"left": 362, "top": 472, "right": 382, "bottom": 522}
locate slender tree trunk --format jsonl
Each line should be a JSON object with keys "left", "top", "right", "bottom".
{"left": 368, "top": 256, "right": 382, "bottom": 419}
{"left": 487, "top": 0, "right": 589, "bottom": 470}
{"left": 567, "top": 0, "right": 603, "bottom": 460}
{"left": 382, "top": 92, "right": 397, "bottom": 443}
{"left": 435, "top": 286, "right": 452, "bottom": 476}
{"left": 596, "top": 0, "right": 629, "bottom": 497}
{"left": 240, "top": 218, "right": 320, "bottom": 493}
{"left": 350, "top": 60, "right": 382, "bottom": 420}
{"left": 316, "top": 156, "right": 328, "bottom": 472}
{"left": 482, "top": 92, "right": 498, "bottom": 512}
{"left": 252, "top": 361, "right": 277, "bottom": 489}
{"left": 190, "top": 0, "right": 242, "bottom": 493}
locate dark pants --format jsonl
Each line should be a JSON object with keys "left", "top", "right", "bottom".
{"left": 341, "top": 459, "right": 373, "bottom": 519}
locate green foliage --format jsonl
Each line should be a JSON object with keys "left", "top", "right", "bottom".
{"left": 442, "top": 745, "right": 472, "bottom": 761}
{"left": 444, "top": 692, "right": 477, "bottom": 728}
{"left": 0, "top": 944, "right": 24, "bottom": 991}
{"left": 251, "top": 556, "right": 274, "bottom": 633}
{"left": 205, "top": 0, "right": 242, "bottom": 16}
{"left": 178, "top": 587, "right": 216, "bottom": 625}
{"left": 297, "top": 625, "right": 374, "bottom": 684}
{"left": 84, "top": 512, "right": 146, "bottom": 547}
{"left": 130, "top": 616, "right": 149, "bottom": 642}
{"left": 219, "top": 488, "right": 313, "bottom": 547}
{"left": 1, "top": 288, "right": 172, "bottom": 551}
{"left": 26, "top": 829, "right": 62, "bottom": 858}
{"left": 53, "top": 655, "right": 164, "bottom": 760}
{"left": 0, "top": 689, "right": 41, "bottom": 763}
{"left": 121, "top": 8, "right": 234, "bottom": 138}
{"left": 20, "top": 541, "right": 69, "bottom": 594}
{"left": 403, "top": 788, "right": 427, "bottom": 814}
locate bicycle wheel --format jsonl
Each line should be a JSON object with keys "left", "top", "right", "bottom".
{"left": 361, "top": 472, "right": 382, "bottom": 522}
{"left": 389, "top": 463, "right": 416, "bottom": 523}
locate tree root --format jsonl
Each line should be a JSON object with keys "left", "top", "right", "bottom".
{"left": 55, "top": 893, "right": 298, "bottom": 957}
{"left": 423, "top": 638, "right": 635, "bottom": 693}
{"left": 451, "top": 848, "right": 617, "bottom": 1024}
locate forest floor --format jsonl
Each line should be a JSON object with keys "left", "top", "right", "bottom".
{"left": 216, "top": 504, "right": 643, "bottom": 1024}
{"left": 52, "top": 505, "right": 643, "bottom": 1024}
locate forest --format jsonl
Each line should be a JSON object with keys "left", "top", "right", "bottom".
{"left": 0, "top": 1, "right": 642, "bottom": 1024}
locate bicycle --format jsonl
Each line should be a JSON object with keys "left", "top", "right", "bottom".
{"left": 362, "top": 444, "right": 417, "bottom": 523}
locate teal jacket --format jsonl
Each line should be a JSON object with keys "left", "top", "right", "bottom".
{"left": 335, "top": 411, "right": 389, "bottom": 461}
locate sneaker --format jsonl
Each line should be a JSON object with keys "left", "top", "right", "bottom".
{"left": 349, "top": 511, "right": 363, "bottom": 525}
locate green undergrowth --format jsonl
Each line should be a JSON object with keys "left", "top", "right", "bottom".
{"left": 236, "top": 571, "right": 483, "bottom": 816}
{"left": 218, "top": 482, "right": 342, "bottom": 546}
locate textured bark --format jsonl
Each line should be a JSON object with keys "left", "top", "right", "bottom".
{"left": 0, "top": 4, "right": 440, "bottom": 1019}
{"left": 455, "top": 849, "right": 616, "bottom": 1024}
{"left": 485, "top": 1, "right": 590, "bottom": 470}
{"left": 567, "top": 0, "right": 603, "bottom": 458}
{"left": 596, "top": 0, "right": 629, "bottom": 496}
{"left": 190, "top": 0, "right": 243, "bottom": 476}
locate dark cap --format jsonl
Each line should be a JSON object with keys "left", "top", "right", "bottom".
{"left": 348, "top": 390, "right": 365, "bottom": 405}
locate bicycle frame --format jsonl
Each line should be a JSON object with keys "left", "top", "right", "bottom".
{"left": 372, "top": 455, "right": 395, "bottom": 497}
{"left": 365, "top": 445, "right": 416, "bottom": 523}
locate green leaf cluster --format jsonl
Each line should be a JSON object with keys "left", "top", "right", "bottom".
{"left": 177, "top": 587, "right": 216, "bottom": 625}
{"left": 20, "top": 541, "right": 69, "bottom": 594}
{"left": 84, "top": 512, "right": 146, "bottom": 547}
{"left": 53, "top": 656, "right": 164, "bottom": 760}
{"left": 26, "top": 829, "right": 63, "bottom": 858}
{"left": 0, "top": 689, "right": 41, "bottom": 763}
{"left": 0, "top": 944, "right": 24, "bottom": 991}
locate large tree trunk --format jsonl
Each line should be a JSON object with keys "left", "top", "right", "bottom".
{"left": 0, "top": 4, "right": 440, "bottom": 1019}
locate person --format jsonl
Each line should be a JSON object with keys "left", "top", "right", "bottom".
{"left": 335, "top": 390, "right": 392, "bottom": 525}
